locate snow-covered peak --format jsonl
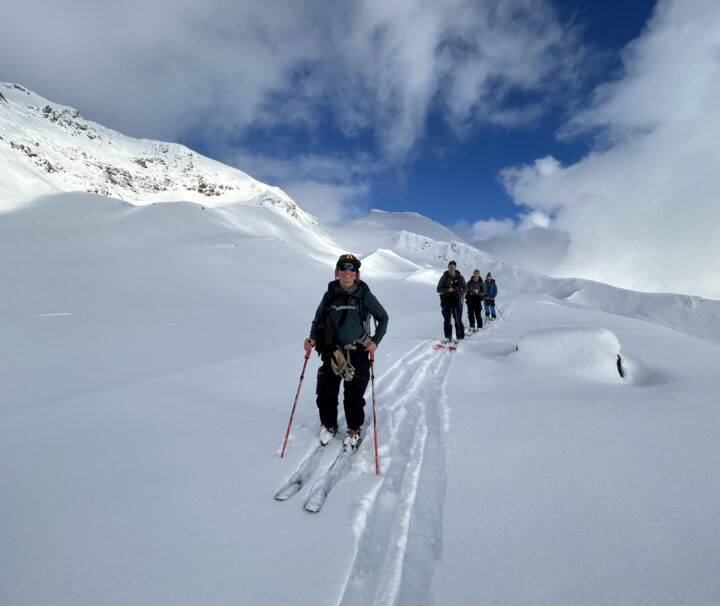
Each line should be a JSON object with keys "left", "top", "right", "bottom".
{"left": 334, "top": 209, "right": 467, "bottom": 246}
{"left": 0, "top": 82, "right": 316, "bottom": 227}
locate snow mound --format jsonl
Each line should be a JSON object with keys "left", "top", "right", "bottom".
{"left": 515, "top": 327, "right": 624, "bottom": 384}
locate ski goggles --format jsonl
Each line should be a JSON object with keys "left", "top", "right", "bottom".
{"left": 448, "top": 264, "right": 456, "bottom": 268}
{"left": 338, "top": 263, "right": 358, "bottom": 272}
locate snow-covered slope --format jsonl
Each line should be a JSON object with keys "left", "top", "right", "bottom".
{"left": 2, "top": 191, "right": 719, "bottom": 606}
{"left": 3, "top": 81, "right": 717, "bottom": 348}
{"left": 324, "top": 219, "right": 720, "bottom": 346}
{"left": 2, "top": 84, "right": 720, "bottom": 606}
{"left": 0, "top": 82, "right": 314, "bottom": 227}
{"left": 329, "top": 209, "right": 468, "bottom": 248}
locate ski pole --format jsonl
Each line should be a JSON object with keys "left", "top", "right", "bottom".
{"left": 497, "top": 304, "right": 505, "bottom": 321}
{"left": 280, "top": 348, "right": 312, "bottom": 458}
{"left": 370, "top": 352, "right": 379, "bottom": 475}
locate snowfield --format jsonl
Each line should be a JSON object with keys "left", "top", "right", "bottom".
{"left": 1, "top": 191, "right": 719, "bottom": 606}
{"left": 2, "top": 84, "right": 719, "bottom": 606}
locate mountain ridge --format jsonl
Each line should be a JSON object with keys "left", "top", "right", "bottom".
{"left": 0, "top": 82, "right": 315, "bottom": 227}
{"left": 3, "top": 82, "right": 718, "bottom": 346}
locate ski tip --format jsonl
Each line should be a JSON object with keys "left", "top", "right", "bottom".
{"left": 304, "top": 489, "right": 328, "bottom": 513}
{"left": 274, "top": 482, "right": 302, "bottom": 501}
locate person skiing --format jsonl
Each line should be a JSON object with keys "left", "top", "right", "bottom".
{"left": 484, "top": 272, "right": 498, "bottom": 319}
{"left": 303, "top": 254, "right": 389, "bottom": 451}
{"left": 436, "top": 260, "right": 466, "bottom": 343}
{"left": 465, "top": 269, "right": 485, "bottom": 331}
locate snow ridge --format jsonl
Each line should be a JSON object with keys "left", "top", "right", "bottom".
{"left": 0, "top": 82, "right": 316, "bottom": 227}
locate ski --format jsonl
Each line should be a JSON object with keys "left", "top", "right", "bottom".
{"left": 274, "top": 442, "right": 326, "bottom": 501}
{"left": 304, "top": 447, "right": 354, "bottom": 513}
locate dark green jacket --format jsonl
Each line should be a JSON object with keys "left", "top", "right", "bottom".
{"left": 310, "top": 280, "right": 389, "bottom": 347}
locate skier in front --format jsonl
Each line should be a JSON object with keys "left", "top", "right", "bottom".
{"left": 436, "top": 260, "right": 466, "bottom": 343}
{"left": 304, "top": 254, "right": 389, "bottom": 451}
{"left": 484, "top": 272, "right": 498, "bottom": 319}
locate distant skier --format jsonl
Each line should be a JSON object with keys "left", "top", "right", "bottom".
{"left": 465, "top": 269, "right": 485, "bottom": 331}
{"left": 484, "top": 272, "right": 498, "bottom": 319}
{"left": 304, "top": 254, "right": 389, "bottom": 451}
{"left": 436, "top": 260, "right": 466, "bottom": 343}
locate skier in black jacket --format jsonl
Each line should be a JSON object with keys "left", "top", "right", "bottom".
{"left": 436, "top": 260, "right": 466, "bottom": 342}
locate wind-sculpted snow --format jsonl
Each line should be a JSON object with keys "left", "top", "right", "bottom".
{"left": 393, "top": 230, "right": 497, "bottom": 270}
{"left": 515, "top": 327, "right": 624, "bottom": 384}
{"left": 499, "top": 267, "right": 720, "bottom": 346}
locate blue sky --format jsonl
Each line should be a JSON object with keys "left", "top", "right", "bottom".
{"left": 384, "top": 0, "right": 656, "bottom": 224}
{"left": 179, "top": 1, "right": 658, "bottom": 227}
{"left": 2, "top": 0, "right": 720, "bottom": 299}
{"left": 171, "top": 0, "right": 658, "bottom": 230}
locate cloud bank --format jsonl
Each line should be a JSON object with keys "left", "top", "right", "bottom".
{"left": 478, "top": 0, "right": 720, "bottom": 299}
{"left": 1, "top": 0, "right": 580, "bottom": 220}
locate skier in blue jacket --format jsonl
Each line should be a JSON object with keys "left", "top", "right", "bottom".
{"left": 483, "top": 272, "right": 498, "bottom": 319}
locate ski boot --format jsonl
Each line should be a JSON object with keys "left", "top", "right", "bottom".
{"left": 343, "top": 428, "right": 362, "bottom": 452}
{"left": 319, "top": 424, "right": 338, "bottom": 446}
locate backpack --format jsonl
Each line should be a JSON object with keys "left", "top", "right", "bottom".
{"left": 314, "top": 280, "right": 372, "bottom": 356}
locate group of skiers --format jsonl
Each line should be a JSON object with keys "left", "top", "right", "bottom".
{"left": 302, "top": 254, "right": 498, "bottom": 450}
{"left": 436, "top": 259, "right": 498, "bottom": 343}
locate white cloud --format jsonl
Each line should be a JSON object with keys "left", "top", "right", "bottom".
{"left": 281, "top": 180, "right": 370, "bottom": 223}
{"left": 0, "top": 0, "right": 581, "bottom": 162}
{"left": 228, "top": 149, "right": 373, "bottom": 222}
{"left": 1, "top": 0, "right": 588, "bottom": 240}
{"left": 499, "top": 0, "right": 720, "bottom": 299}
{"left": 454, "top": 214, "right": 570, "bottom": 273}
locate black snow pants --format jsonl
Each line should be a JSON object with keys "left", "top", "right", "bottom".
{"left": 466, "top": 296, "right": 483, "bottom": 329}
{"left": 316, "top": 347, "right": 370, "bottom": 431}
{"left": 440, "top": 296, "right": 465, "bottom": 340}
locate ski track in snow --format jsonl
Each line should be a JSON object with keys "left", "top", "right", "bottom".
{"left": 337, "top": 308, "right": 511, "bottom": 606}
